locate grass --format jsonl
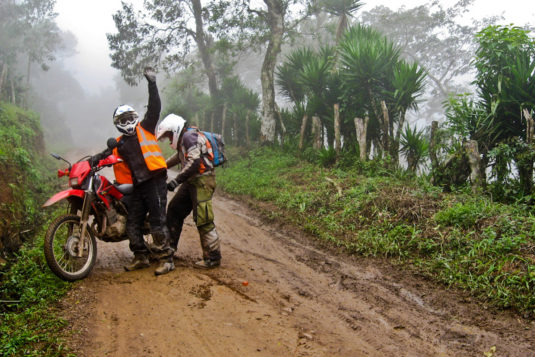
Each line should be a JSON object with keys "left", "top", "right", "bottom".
{"left": 1, "top": 101, "right": 73, "bottom": 356}
{"left": 0, "top": 230, "right": 72, "bottom": 356}
{"left": 217, "top": 146, "right": 535, "bottom": 317}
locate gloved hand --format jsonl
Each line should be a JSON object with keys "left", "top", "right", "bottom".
{"left": 167, "top": 179, "right": 179, "bottom": 192}
{"left": 89, "top": 155, "right": 98, "bottom": 167}
{"left": 144, "top": 66, "right": 156, "bottom": 83}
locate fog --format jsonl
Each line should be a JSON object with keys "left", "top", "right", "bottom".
{"left": 25, "top": 0, "right": 533, "bottom": 154}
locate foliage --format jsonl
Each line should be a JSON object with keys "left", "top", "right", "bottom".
{"left": 0, "top": 0, "right": 62, "bottom": 104}
{"left": 0, "top": 102, "right": 72, "bottom": 356}
{"left": 361, "top": 1, "right": 498, "bottom": 119}
{"left": 0, "top": 231, "right": 71, "bottom": 357}
{"left": 0, "top": 102, "right": 58, "bottom": 254}
{"left": 400, "top": 124, "right": 428, "bottom": 173}
{"left": 218, "top": 146, "right": 535, "bottom": 316}
{"left": 462, "top": 24, "right": 535, "bottom": 195}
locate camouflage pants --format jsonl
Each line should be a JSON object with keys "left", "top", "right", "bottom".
{"left": 167, "top": 174, "right": 221, "bottom": 260}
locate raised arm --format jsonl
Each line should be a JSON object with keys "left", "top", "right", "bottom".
{"left": 140, "top": 67, "right": 161, "bottom": 134}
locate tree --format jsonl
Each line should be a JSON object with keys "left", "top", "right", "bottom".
{"left": 107, "top": 0, "right": 242, "bottom": 98}
{"left": 361, "top": 1, "right": 498, "bottom": 120}
{"left": 232, "top": 0, "right": 311, "bottom": 144}
{"left": 339, "top": 24, "right": 401, "bottom": 158}
{"left": 0, "top": 0, "right": 61, "bottom": 104}
{"left": 473, "top": 25, "right": 535, "bottom": 194}
{"left": 258, "top": 0, "right": 286, "bottom": 143}
{"left": 320, "top": 0, "right": 363, "bottom": 43}
{"left": 276, "top": 48, "right": 313, "bottom": 148}
{"left": 389, "top": 61, "right": 426, "bottom": 164}
{"left": 320, "top": 0, "right": 363, "bottom": 154}
{"left": 220, "top": 76, "right": 260, "bottom": 145}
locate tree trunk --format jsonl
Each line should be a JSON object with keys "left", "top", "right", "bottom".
{"left": 10, "top": 78, "right": 16, "bottom": 104}
{"left": 464, "top": 140, "right": 482, "bottom": 193}
{"left": 192, "top": 0, "right": 218, "bottom": 99}
{"left": 221, "top": 103, "right": 227, "bottom": 141}
{"left": 260, "top": 0, "right": 284, "bottom": 144}
{"left": 521, "top": 108, "right": 535, "bottom": 195}
{"left": 245, "top": 110, "right": 250, "bottom": 147}
{"left": 525, "top": 108, "right": 534, "bottom": 144}
{"left": 334, "top": 103, "right": 341, "bottom": 155}
{"left": 392, "top": 108, "right": 407, "bottom": 167}
{"left": 429, "top": 121, "right": 439, "bottom": 172}
{"left": 312, "top": 115, "right": 322, "bottom": 150}
{"left": 0, "top": 62, "right": 7, "bottom": 100}
{"left": 276, "top": 104, "right": 286, "bottom": 145}
{"left": 210, "top": 111, "right": 214, "bottom": 133}
{"left": 354, "top": 116, "right": 369, "bottom": 161}
{"left": 380, "top": 101, "right": 390, "bottom": 158}
{"left": 233, "top": 113, "right": 238, "bottom": 146}
{"left": 335, "top": 14, "right": 348, "bottom": 44}
{"left": 299, "top": 114, "right": 309, "bottom": 150}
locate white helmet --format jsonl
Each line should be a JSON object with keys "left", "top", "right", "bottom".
{"left": 113, "top": 104, "right": 139, "bottom": 136}
{"left": 156, "top": 114, "right": 187, "bottom": 150}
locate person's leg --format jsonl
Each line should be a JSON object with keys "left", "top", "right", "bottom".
{"left": 166, "top": 181, "right": 194, "bottom": 252}
{"left": 142, "top": 176, "right": 175, "bottom": 275}
{"left": 191, "top": 175, "right": 221, "bottom": 269}
{"left": 124, "top": 189, "right": 150, "bottom": 271}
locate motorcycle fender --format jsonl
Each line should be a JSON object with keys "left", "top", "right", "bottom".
{"left": 43, "top": 189, "right": 85, "bottom": 207}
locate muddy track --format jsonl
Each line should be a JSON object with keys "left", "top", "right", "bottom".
{"left": 60, "top": 193, "right": 535, "bottom": 356}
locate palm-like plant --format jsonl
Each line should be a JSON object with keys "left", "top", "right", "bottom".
{"left": 277, "top": 47, "right": 335, "bottom": 148}
{"left": 339, "top": 24, "right": 401, "bottom": 156}
{"left": 276, "top": 48, "right": 314, "bottom": 106}
{"left": 390, "top": 60, "right": 427, "bottom": 163}
{"left": 320, "top": 0, "right": 364, "bottom": 42}
{"left": 400, "top": 124, "right": 428, "bottom": 173}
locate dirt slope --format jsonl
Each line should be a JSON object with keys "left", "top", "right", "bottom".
{"left": 60, "top": 193, "right": 535, "bottom": 357}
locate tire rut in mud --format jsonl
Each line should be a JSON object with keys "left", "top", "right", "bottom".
{"left": 59, "top": 193, "right": 535, "bottom": 357}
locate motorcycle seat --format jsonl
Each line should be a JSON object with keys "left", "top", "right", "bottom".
{"left": 115, "top": 184, "right": 134, "bottom": 195}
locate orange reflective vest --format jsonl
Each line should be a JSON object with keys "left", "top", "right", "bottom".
{"left": 113, "top": 124, "right": 167, "bottom": 184}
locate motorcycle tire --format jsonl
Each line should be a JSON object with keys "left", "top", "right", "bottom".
{"left": 44, "top": 214, "right": 97, "bottom": 281}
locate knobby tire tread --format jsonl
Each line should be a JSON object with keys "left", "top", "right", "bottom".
{"left": 44, "top": 214, "right": 97, "bottom": 281}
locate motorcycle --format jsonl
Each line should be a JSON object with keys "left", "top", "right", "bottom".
{"left": 43, "top": 139, "right": 149, "bottom": 281}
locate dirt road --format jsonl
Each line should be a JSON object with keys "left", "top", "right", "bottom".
{"left": 61, "top": 193, "right": 535, "bottom": 356}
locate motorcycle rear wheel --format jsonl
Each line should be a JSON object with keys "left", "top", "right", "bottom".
{"left": 44, "top": 214, "right": 97, "bottom": 281}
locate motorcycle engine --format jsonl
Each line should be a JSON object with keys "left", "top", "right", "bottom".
{"left": 104, "top": 204, "right": 127, "bottom": 238}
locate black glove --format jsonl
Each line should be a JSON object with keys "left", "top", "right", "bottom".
{"left": 167, "top": 179, "right": 179, "bottom": 192}
{"left": 89, "top": 155, "right": 98, "bottom": 167}
{"left": 144, "top": 66, "right": 156, "bottom": 83}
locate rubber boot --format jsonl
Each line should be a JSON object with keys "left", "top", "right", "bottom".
{"left": 124, "top": 253, "right": 150, "bottom": 271}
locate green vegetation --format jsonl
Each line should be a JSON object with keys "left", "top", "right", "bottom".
{"left": 0, "top": 234, "right": 71, "bottom": 356}
{"left": 0, "top": 103, "right": 51, "bottom": 252}
{"left": 218, "top": 147, "right": 535, "bottom": 316}
{"left": 1, "top": 102, "right": 73, "bottom": 356}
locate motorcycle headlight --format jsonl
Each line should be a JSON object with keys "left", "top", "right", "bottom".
{"left": 69, "top": 177, "right": 79, "bottom": 187}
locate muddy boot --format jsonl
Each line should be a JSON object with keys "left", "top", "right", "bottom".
{"left": 194, "top": 258, "right": 221, "bottom": 269}
{"left": 197, "top": 229, "right": 220, "bottom": 269}
{"left": 124, "top": 253, "right": 150, "bottom": 271}
{"left": 155, "top": 259, "right": 175, "bottom": 276}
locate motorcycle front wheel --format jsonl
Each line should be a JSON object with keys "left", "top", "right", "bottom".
{"left": 44, "top": 214, "right": 97, "bottom": 281}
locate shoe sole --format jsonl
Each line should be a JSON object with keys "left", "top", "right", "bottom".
{"left": 124, "top": 264, "right": 150, "bottom": 272}
{"left": 193, "top": 263, "right": 220, "bottom": 270}
{"left": 154, "top": 266, "right": 175, "bottom": 276}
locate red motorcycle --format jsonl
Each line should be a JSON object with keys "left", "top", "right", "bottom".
{"left": 43, "top": 140, "right": 149, "bottom": 281}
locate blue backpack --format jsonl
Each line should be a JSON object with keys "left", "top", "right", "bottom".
{"left": 200, "top": 131, "right": 227, "bottom": 167}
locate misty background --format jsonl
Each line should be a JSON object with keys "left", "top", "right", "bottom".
{"left": 23, "top": 0, "right": 534, "bottom": 152}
